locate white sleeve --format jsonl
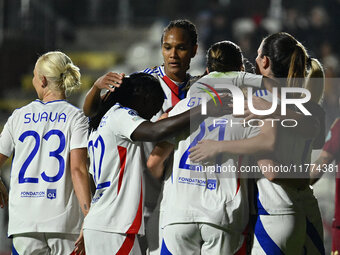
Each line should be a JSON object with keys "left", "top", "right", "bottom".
{"left": 110, "top": 107, "right": 147, "bottom": 141}
{"left": 188, "top": 72, "right": 263, "bottom": 97}
{"left": 70, "top": 111, "right": 89, "bottom": 150}
{"left": 237, "top": 72, "right": 262, "bottom": 88}
{"left": 0, "top": 114, "right": 15, "bottom": 157}
{"left": 168, "top": 98, "right": 191, "bottom": 117}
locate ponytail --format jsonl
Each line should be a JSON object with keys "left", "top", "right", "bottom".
{"left": 305, "top": 58, "right": 325, "bottom": 104}
{"left": 287, "top": 43, "right": 307, "bottom": 89}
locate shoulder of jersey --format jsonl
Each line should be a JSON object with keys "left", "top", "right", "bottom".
{"left": 141, "top": 65, "right": 164, "bottom": 77}
{"left": 110, "top": 103, "right": 139, "bottom": 117}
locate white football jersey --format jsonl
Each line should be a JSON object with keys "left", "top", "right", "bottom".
{"left": 187, "top": 71, "right": 263, "bottom": 97}
{"left": 83, "top": 103, "right": 147, "bottom": 235}
{"left": 253, "top": 90, "right": 314, "bottom": 215}
{"left": 142, "top": 65, "right": 189, "bottom": 116}
{"left": 162, "top": 88, "right": 260, "bottom": 233}
{"left": 0, "top": 99, "right": 88, "bottom": 236}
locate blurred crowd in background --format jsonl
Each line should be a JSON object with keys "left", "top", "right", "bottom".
{"left": 0, "top": 0, "right": 339, "bottom": 253}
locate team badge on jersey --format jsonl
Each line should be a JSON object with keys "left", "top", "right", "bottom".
{"left": 47, "top": 189, "right": 56, "bottom": 200}
{"left": 128, "top": 109, "right": 138, "bottom": 116}
{"left": 207, "top": 179, "right": 217, "bottom": 190}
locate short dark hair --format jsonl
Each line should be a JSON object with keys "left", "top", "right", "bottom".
{"left": 206, "top": 41, "right": 243, "bottom": 72}
{"left": 89, "top": 73, "right": 163, "bottom": 130}
{"left": 161, "top": 19, "right": 198, "bottom": 46}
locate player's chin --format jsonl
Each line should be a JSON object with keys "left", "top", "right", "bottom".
{"left": 167, "top": 64, "right": 182, "bottom": 73}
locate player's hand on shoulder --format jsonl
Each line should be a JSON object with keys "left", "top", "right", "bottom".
{"left": 158, "top": 112, "right": 168, "bottom": 121}
{"left": 94, "top": 72, "right": 125, "bottom": 92}
{"left": 0, "top": 179, "right": 8, "bottom": 208}
{"left": 189, "top": 140, "right": 220, "bottom": 163}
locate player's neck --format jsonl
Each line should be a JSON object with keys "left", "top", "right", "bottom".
{"left": 41, "top": 90, "right": 66, "bottom": 102}
{"left": 165, "top": 70, "right": 187, "bottom": 83}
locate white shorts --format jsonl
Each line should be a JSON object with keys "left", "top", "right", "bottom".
{"left": 162, "top": 223, "right": 244, "bottom": 255}
{"left": 251, "top": 214, "right": 306, "bottom": 255}
{"left": 12, "top": 232, "right": 78, "bottom": 255}
{"left": 145, "top": 208, "right": 164, "bottom": 255}
{"left": 83, "top": 229, "right": 141, "bottom": 255}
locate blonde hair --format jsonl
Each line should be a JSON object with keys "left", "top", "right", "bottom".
{"left": 305, "top": 58, "right": 325, "bottom": 104}
{"left": 35, "top": 51, "right": 81, "bottom": 95}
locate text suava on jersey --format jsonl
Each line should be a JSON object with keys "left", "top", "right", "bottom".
{"left": 24, "top": 112, "right": 67, "bottom": 124}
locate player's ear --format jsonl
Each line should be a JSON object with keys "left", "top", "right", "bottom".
{"left": 263, "top": 55, "right": 270, "bottom": 70}
{"left": 41, "top": 76, "right": 48, "bottom": 88}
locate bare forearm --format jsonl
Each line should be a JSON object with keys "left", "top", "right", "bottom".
{"left": 147, "top": 142, "right": 174, "bottom": 179}
{"left": 83, "top": 86, "right": 102, "bottom": 117}
{"left": 132, "top": 106, "right": 201, "bottom": 142}
{"left": 71, "top": 169, "right": 91, "bottom": 216}
{"left": 70, "top": 149, "right": 91, "bottom": 216}
{"left": 272, "top": 103, "right": 320, "bottom": 139}
{"left": 216, "top": 133, "right": 274, "bottom": 156}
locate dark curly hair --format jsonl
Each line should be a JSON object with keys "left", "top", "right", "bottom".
{"left": 161, "top": 19, "right": 198, "bottom": 46}
{"left": 89, "top": 73, "right": 164, "bottom": 130}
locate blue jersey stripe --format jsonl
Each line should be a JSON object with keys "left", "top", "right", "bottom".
{"left": 254, "top": 183, "right": 270, "bottom": 215}
{"left": 306, "top": 218, "right": 325, "bottom": 255}
{"left": 12, "top": 245, "right": 20, "bottom": 255}
{"left": 161, "top": 239, "right": 173, "bottom": 255}
{"left": 301, "top": 139, "right": 312, "bottom": 164}
{"left": 254, "top": 215, "right": 285, "bottom": 255}
{"left": 142, "top": 68, "right": 150, "bottom": 74}
{"left": 159, "top": 66, "right": 164, "bottom": 77}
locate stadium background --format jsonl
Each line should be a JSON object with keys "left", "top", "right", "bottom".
{"left": 0, "top": 0, "right": 339, "bottom": 254}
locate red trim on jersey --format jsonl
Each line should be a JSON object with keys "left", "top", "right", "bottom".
{"left": 162, "top": 75, "right": 180, "bottom": 106}
{"left": 116, "top": 234, "right": 136, "bottom": 255}
{"left": 117, "top": 146, "right": 127, "bottom": 195}
{"left": 235, "top": 156, "right": 243, "bottom": 195}
{"left": 234, "top": 234, "right": 247, "bottom": 255}
{"left": 126, "top": 178, "right": 143, "bottom": 234}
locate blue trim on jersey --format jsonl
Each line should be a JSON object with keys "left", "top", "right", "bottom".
{"left": 12, "top": 244, "right": 19, "bottom": 255}
{"left": 34, "top": 99, "right": 67, "bottom": 105}
{"left": 254, "top": 215, "right": 285, "bottom": 255}
{"left": 143, "top": 68, "right": 151, "bottom": 74}
{"left": 158, "top": 66, "right": 164, "bottom": 77}
{"left": 255, "top": 90, "right": 268, "bottom": 98}
{"left": 178, "top": 83, "right": 187, "bottom": 100}
{"left": 301, "top": 139, "right": 312, "bottom": 164}
{"left": 306, "top": 218, "right": 325, "bottom": 255}
{"left": 161, "top": 239, "right": 173, "bottom": 255}
{"left": 254, "top": 183, "right": 270, "bottom": 215}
